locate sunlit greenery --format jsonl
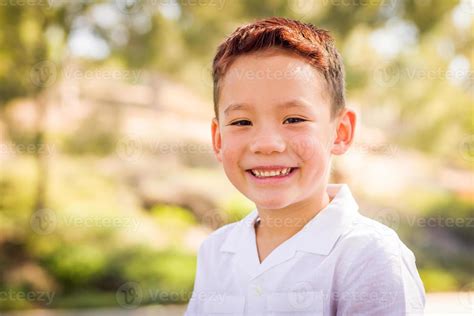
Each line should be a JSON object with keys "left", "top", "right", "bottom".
{"left": 0, "top": 0, "right": 473, "bottom": 312}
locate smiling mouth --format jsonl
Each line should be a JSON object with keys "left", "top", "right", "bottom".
{"left": 246, "top": 167, "right": 298, "bottom": 178}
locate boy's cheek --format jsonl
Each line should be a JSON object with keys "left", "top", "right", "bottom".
{"left": 289, "top": 134, "right": 330, "bottom": 163}
{"left": 220, "top": 138, "right": 241, "bottom": 161}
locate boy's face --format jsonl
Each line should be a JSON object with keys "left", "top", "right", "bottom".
{"left": 211, "top": 48, "right": 354, "bottom": 210}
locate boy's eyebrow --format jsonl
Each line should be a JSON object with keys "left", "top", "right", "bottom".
{"left": 223, "top": 99, "right": 311, "bottom": 117}
{"left": 224, "top": 103, "right": 251, "bottom": 117}
{"left": 277, "top": 99, "right": 313, "bottom": 111}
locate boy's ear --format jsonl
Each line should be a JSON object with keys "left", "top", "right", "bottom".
{"left": 331, "top": 107, "right": 357, "bottom": 155}
{"left": 211, "top": 117, "right": 223, "bottom": 162}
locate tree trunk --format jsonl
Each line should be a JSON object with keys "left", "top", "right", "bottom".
{"left": 33, "top": 92, "right": 48, "bottom": 212}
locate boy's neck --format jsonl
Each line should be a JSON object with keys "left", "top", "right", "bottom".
{"left": 254, "top": 187, "right": 332, "bottom": 241}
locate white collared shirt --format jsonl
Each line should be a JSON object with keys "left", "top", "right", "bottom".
{"left": 185, "top": 184, "right": 426, "bottom": 315}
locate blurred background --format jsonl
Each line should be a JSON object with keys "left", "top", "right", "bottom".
{"left": 0, "top": 0, "right": 472, "bottom": 315}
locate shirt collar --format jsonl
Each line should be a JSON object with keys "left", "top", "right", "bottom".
{"left": 220, "top": 183, "right": 359, "bottom": 256}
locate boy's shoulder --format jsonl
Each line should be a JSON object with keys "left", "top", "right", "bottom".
{"left": 347, "top": 212, "right": 399, "bottom": 241}
{"left": 207, "top": 220, "right": 240, "bottom": 241}
{"left": 198, "top": 218, "right": 245, "bottom": 253}
{"left": 339, "top": 211, "right": 415, "bottom": 261}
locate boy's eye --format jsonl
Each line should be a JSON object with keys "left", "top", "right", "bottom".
{"left": 230, "top": 120, "right": 252, "bottom": 126}
{"left": 284, "top": 117, "right": 306, "bottom": 124}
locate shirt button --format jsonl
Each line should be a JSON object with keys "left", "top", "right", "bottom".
{"left": 252, "top": 284, "right": 263, "bottom": 296}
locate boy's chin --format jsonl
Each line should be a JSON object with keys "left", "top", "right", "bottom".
{"left": 252, "top": 197, "right": 293, "bottom": 211}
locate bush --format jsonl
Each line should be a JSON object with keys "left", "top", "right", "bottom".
{"left": 42, "top": 245, "right": 108, "bottom": 292}
{"left": 105, "top": 246, "right": 196, "bottom": 304}
{"left": 425, "top": 195, "right": 474, "bottom": 245}
{"left": 419, "top": 268, "right": 458, "bottom": 292}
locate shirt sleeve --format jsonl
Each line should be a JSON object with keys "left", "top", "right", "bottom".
{"left": 336, "top": 235, "right": 426, "bottom": 315}
{"left": 184, "top": 242, "right": 207, "bottom": 316}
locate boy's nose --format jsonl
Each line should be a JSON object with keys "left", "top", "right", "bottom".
{"left": 249, "top": 135, "right": 286, "bottom": 154}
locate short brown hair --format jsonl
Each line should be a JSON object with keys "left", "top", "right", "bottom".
{"left": 212, "top": 17, "right": 345, "bottom": 120}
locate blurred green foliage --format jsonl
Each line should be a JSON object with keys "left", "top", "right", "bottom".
{"left": 0, "top": 157, "right": 200, "bottom": 310}
{"left": 0, "top": 0, "right": 473, "bottom": 311}
{"left": 419, "top": 268, "right": 459, "bottom": 292}
{"left": 426, "top": 195, "right": 474, "bottom": 244}
{"left": 221, "top": 194, "right": 255, "bottom": 223}
{"left": 43, "top": 245, "right": 109, "bottom": 290}
{"left": 396, "top": 192, "right": 474, "bottom": 292}
{"left": 110, "top": 246, "right": 196, "bottom": 300}
{"left": 151, "top": 204, "right": 197, "bottom": 228}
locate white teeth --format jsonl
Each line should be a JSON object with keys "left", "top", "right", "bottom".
{"left": 251, "top": 168, "right": 292, "bottom": 178}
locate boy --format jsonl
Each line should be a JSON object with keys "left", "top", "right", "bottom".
{"left": 185, "top": 17, "right": 425, "bottom": 315}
